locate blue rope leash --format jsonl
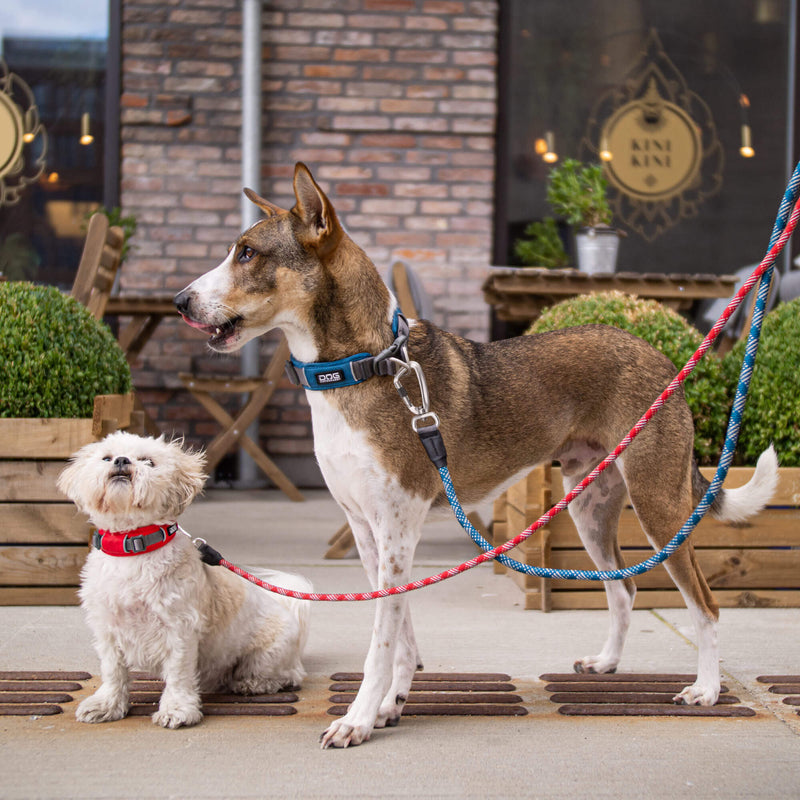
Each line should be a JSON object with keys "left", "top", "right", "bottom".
{"left": 439, "top": 163, "right": 800, "bottom": 582}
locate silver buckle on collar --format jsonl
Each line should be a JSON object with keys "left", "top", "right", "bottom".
{"left": 124, "top": 534, "right": 150, "bottom": 554}
{"left": 390, "top": 358, "right": 430, "bottom": 417}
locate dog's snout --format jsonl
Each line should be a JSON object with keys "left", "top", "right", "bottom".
{"left": 113, "top": 456, "right": 131, "bottom": 468}
{"left": 174, "top": 289, "right": 191, "bottom": 315}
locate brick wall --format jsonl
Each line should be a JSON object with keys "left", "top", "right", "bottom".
{"left": 119, "top": 0, "right": 498, "bottom": 486}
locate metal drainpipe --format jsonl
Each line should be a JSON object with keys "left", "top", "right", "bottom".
{"left": 237, "top": 0, "right": 262, "bottom": 488}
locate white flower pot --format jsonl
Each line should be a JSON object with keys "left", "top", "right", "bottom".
{"left": 575, "top": 227, "right": 620, "bottom": 274}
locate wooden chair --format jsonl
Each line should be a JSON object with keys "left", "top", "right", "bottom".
{"left": 179, "top": 334, "right": 304, "bottom": 502}
{"left": 71, "top": 212, "right": 125, "bottom": 320}
{"left": 71, "top": 212, "right": 162, "bottom": 437}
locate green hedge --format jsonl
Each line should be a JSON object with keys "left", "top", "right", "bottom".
{"left": 527, "top": 291, "right": 730, "bottom": 464}
{"left": 722, "top": 296, "right": 800, "bottom": 466}
{"left": 0, "top": 282, "right": 131, "bottom": 418}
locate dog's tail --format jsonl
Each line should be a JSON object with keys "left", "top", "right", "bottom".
{"left": 695, "top": 445, "right": 779, "bottom": 524}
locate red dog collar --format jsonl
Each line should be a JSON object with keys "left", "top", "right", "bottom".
{"left": 92, "top": 522, "right": 179, "bottom": 557}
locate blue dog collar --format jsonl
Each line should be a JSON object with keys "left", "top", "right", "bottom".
{"left": 285, "top": 308, "right": 409, "bottom": 391}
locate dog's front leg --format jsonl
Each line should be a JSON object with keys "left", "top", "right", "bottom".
{"left": 76, "top": 633, "right": 131, "bottom": 723}
{"left": 375, "top": 606, "right": 420, "bottom": 728}
{"left": 321, "top": 592, "right": 408, "bottom": 748}
{"left": 341, "top": 510, "right": 422, "bottom": 732}
{"left": 322, "top": 509, "right": 423, "bottom": 749}
{"left": 152, "top": 631, "right": 204, "bottom": 729}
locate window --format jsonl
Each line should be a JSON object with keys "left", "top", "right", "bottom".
{"left": 1, "top": 0, "right": 113, "bottom": 288}
{"left": 494, "top": 1, "right": 795, "bottom": 276}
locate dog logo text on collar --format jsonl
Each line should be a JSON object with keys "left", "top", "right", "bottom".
{"left": 316, "top": 369, "right": 344, "bottom": 385}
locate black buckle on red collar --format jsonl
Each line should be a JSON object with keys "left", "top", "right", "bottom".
{"left": 92, "top": 523, "right": 179, "bottom": 557}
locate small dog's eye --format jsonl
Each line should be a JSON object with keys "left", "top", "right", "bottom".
{"left": 238, "top": 245, "right": 255, "bottom": 263}
{"left": 138, "top": 458, "right": 155, "bottom": 467}
{"left": 102, "top": 456, "right": 111, "bottom": 462}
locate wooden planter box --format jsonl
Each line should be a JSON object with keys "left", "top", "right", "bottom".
{"left": 0, "top": 394, "right": 142, "bottom": 606}
{"left": 492, "top": 464, "right": 800, "bottom": 611}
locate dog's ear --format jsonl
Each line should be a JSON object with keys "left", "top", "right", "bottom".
{"left": 56, "top": 457, "right": 83, "bottom": 504}
{"left": 170, "top": 447, "right": 208, "bottom": 515}
{"left": 291, "top": 162, "right": 342, "bottom": 255}
{"left": 243, "top": 187, "right": 286, "bottom": 218}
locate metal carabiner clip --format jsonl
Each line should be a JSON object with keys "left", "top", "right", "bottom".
{"left": 390, "top": 358, "right": 430, "bottom": 417}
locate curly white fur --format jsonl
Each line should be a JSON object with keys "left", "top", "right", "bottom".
{"left": 58, "top": 431, "right": 311, "bottom": 729}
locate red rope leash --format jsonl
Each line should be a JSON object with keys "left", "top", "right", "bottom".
{"left": 210, "top": 195, "right": 800, "bottom": 602}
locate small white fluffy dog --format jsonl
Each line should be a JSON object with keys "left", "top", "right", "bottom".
{"left": 58, "top": 431, "right": 312, "bottom": 729}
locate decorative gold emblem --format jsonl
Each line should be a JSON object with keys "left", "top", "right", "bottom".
{"left": 601, "top": 78, "right": 702, "bottom": 202}
{"left": 582, "top": 30, "right": 724, "bottom": 241}
{"left": 0, "top": 59, "right": 47, "bottom": 207}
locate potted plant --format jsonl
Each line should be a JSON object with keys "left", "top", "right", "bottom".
{"left": 512, "top": 217, "right": 569, "bottom": 268}
{"left": 0, "top": 282, "right": 134, "bottom": 605}
{"left": 546, "top": 158, "right": 619, "bottom": 274}
{"left": 490, "top": 292, "right": 800, "bottom": 611}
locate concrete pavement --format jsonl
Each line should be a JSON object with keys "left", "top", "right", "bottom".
{"left": 1, "top": 489, "right": 799, "bottom": 799}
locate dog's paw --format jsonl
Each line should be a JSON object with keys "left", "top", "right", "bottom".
{"left": 152, "top": 704, "right": 203, "bottom": 729}
{"left": 673, "top": 683, "right": 719, "bottom": 707}
{"left": 229, "top": 675, "right": 298, "bottom": 696}
{"left": 76, "top": 693, "right": 128, "bottom": 724}
{"left": 375, "top": 693, "right": 406, "bottom": 729}
{"left": 573, "top": 657, "right": 617, "bottom": 675}
{"left": 229, "top": 677, "right": 276, "bottom": 695}
{"left": 320, "top": 718, "right": 372, "bottom": 749}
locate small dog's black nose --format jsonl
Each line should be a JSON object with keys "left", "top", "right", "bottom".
{"left": 174, "top": 290, "right": 190, "bottom": 315}
{"left": 113, "top": 456, "right": 131, "bottom": 468}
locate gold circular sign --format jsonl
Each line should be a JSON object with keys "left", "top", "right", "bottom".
{"left": 601, "top": 90, "right": 702, "bottom": 202}
{"left": 0, "top": 92, "right": 24, "bottom": 180}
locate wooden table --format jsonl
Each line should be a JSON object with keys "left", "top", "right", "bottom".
{"left": 483, "top": 267, "right": 738, "bottom": 326}
{"left": 105, "top": 293, "right": 179, "bottom": 364}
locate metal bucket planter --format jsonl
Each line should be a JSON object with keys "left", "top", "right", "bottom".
{"left": 575, "top": 227, "right": 620, "bottom": 274}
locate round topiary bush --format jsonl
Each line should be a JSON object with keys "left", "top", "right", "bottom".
{"left": 722, "top": 296, "right": 800, "bottom": 466}
{"left": 527, "top": 291, "right": 730, "bottom": 464}
{"left": 0, "top": 282, "right": 132, "bottom": 418}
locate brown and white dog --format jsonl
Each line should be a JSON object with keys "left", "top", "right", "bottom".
{"left": 175, "top": 163, "right": 778, "bottom": 747}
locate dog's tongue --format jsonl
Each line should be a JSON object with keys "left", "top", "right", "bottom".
{"left": 180, "top": 314, "right": 215, "bottom": 333}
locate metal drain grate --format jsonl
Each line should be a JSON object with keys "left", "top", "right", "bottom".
{"left": 327, "top": 672, "right": 528, "bottom": 717}
{"left": 540, "top": 673, "right": 756, "bottom": 717}
{"left": 0, "top": 671, "right": 91, "bottom": 716}
{"left": 0, "top": 671, "right": 300, "bottom": 718}
{"left": 127, "top": 675, "right": 299, "bottom": 717}
{"left": 756, "top": 675, "right": 800, "bottom": 715}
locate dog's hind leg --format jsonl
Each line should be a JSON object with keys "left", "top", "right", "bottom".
{"left": 560, "top": 451, "right": 635, "bottom": 675}
{"left": 661, "top": 547, "right": 720, "bottom": 706}
{"left": 622, "top": 455, "right": 721, "bottom": 706}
